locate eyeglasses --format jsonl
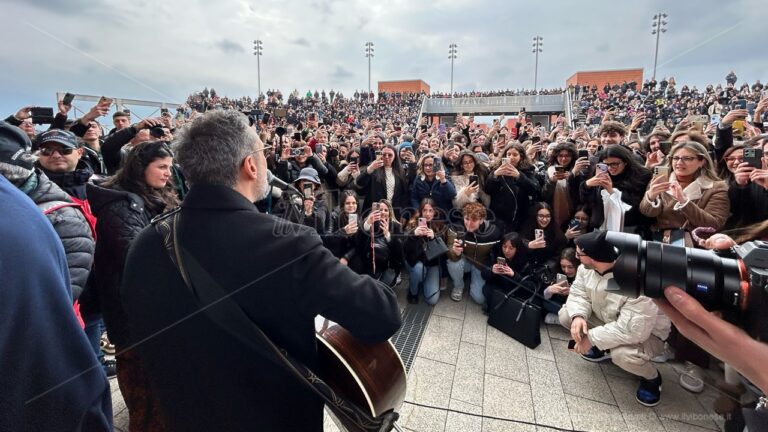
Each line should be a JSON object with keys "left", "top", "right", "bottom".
{"left": 461, "top": 160, "right": 475, "bottom": 166}
{"left": 247, "top": 145, "right": 273, "bottom": 159}
{"left": 381, "top": 153, "right": 395, "bottom": 159}
{"left": 40, "top": 147, "right": 75, "bottom": 156}
{"left": 602, "top": 161, "right": 624, "bottom": 169}
{"left": 724, "top": 156, "right": 743, "bottom": 162}
{"left": 671, "top": 155, "right": 702, "bottom": 163}
{"left": 575, "top": 250, "right": 585, "bottom": 258}
{"left": 537, "top": 214, "right": 552, "bottom": 219}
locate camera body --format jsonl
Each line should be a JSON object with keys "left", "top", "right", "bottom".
{"left": 606, "top": 232, "right": 768, "bottom": 339}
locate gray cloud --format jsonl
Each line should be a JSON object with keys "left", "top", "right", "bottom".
{"left": 291, "top": 37, "right": 311, "bottom": 47}
{"left": 214, "top": 39, "right": 245, "bottom": 54}
{"left": 330, "top": 66, "right": 354, "bottom": 80}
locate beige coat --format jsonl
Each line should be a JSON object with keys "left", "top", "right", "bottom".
{"left": 639, "top": 175, "right": 730, "bottom": 231}
{"left": 563, "top": 265, "right": 671, "bottom": 351}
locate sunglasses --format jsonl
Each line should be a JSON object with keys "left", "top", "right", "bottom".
{"left": 40, "top": 147, "right": 75, "bottom": 156}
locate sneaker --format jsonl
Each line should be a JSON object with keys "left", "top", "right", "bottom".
{"left": 580, "top": 347, "right": 611, "bottom": 362}
{"left": 450, "top": 287, "right": 463, "bottom": 302}
{"left": 651, "top": 342, "right": 675, "bottom": 363}
{"left": 544, "top": 313, "right": 560, "bottom": 325}
{"left": 439, "top": 277, "right": 448, "bottom": 291}
{"left": 679, "top": 361, "right": 705, "bottom": 393}
{"left": 636, "top": 372, "right": 663, "bottom": 407}
{"left": 103, "top": 359, "right": 117, "bottom": 377}
{"left": 407, "top": 293, "right": 418, "bottom": 304}
{"left": 100, "top": 334, "right": 115, "bottom": 355}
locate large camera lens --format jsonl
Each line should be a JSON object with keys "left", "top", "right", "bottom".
{"left": 606, "top": 232, "right": 745, "bottom": 310}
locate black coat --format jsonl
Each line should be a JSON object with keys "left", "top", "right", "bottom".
{"left": 121, "top": 184, "right": 401, "bottom": 432}
{"left": 578, "top": 169, "right": 653, "bottom": 232}
{"left": 87, "top": 183, "right": 165, "bottom": 347}
{"left": 485, "top": 167, "right": 540, "bottom": 232}
{"left": 355, "top": 168, "right": 410, "bottom": 220}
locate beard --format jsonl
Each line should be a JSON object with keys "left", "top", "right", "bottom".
{"left": 254, "top": 175, "right": 270, "bottom": 202}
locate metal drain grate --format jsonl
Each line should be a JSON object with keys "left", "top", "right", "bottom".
{"left": 390, "top": 302, "right": 432, "bottom": 373}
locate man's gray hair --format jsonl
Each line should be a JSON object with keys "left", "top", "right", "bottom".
{"left": 173, "top": 110, "right": 255, "bottom": 187}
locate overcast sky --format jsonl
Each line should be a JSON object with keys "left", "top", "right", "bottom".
{"left": 0, "top": 0, "right": 765, "bottom": 117}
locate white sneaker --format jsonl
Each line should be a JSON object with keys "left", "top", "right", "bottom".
{"left": 544, "top": 313, "right": 560, "bottom": 325}
{"left": 679, "top": 361, "right": 705, "bottom": 393}
{"left": 450, "top": 287, "right": 463, "bottom": 302}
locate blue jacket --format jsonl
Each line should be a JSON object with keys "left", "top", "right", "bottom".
{"left": 410, "top": 175, "right": 457, "bottom": 214}
{"left": 0, "top": 175, "right": 111, "bottom": 432}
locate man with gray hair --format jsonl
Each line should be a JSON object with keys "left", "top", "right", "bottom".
{"left": 121, "top": 110, "right": 402, "bottom": 431}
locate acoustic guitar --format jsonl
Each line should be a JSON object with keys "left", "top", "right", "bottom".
{"left": 315, "top": 317, "right": 407, "bottom": 431}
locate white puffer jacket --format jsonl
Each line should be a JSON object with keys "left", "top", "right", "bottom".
{"left": 564, "top": 265, "right": 671, "bottom": 351}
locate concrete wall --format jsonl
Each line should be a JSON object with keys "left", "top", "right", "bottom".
{"left": 566, "top": 69, "right": 643, "bottom": 88}
{"left": 378, "top": 80, "right": 430, "bottom": 94}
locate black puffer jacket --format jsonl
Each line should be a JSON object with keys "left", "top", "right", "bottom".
{"left": 485, "top": 167, "right": 540, "bottom": 232}
{"left": 87, "top": 183, "right": 166, "bottom": 347}
{"left": 26, "top": 171, "right": 94, "bottom": 300}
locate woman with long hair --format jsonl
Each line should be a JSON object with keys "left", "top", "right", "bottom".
{"left": 718, "top": 144, "right": 745, "bottom": 185}
{"left": 485, "top": 142, "right": 541, "bottom": 232}
{"left": 410, "top": 153, "right": 456, "bottom": 216}
{"left": 640, "top": 141, "right": 730, "bottom": 246}
{"left": 542, "top": 248, "right": 579, "bottom": 325}
{"left": 542, "top": 142, "right": 588, "bottom": 228}
{"left": 521, "top": 202, "right": 566, "bottom": 270}
{"left": 403, "top": 199, "right": 447, "bottom": 305}
{"left": 451, "top": 150, "right": 491, "bottom": 210}
{"left": 481, "top": 232, "right": 536, "bottom": 307}
{"left": 87, "top": 140, "right": 180, "bottom": 431}
{"left": 325, "top": 190, "right": 360, "bottom": 260}
{"left": 580, "top": 145, "right": 653, "bottom": 237}
{"left": 350, "top": 199, "right": 404, "bottom": 287}
{"left": 355, "top": 144, "right": 410, "bottom": 221}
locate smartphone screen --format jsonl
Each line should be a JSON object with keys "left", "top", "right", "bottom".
{"left": 303, "top": 184, "right": 313, "bottom": 199}
{"left": 348, "top": 213, "right": 358, "bottom": 225}
{"left": 469, "top": 174, "right": 479, "bottom": 185}
{"left": 535, "top": 229, "right": 544, "bottom": 239}
{"left": 596, "top": 163, "right": 608, "bottom": 173}
{"left": 556, "top": 273, "right": 568, "bottom": 284}
{"left": 578, "top": 149, "right": 589, "bottom": 159}
{"left": 496, "top": 257, "right": 506, "bottom": 266}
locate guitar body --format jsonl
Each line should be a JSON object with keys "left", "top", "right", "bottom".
{"left": 315, "top": 320, "right": 407, "bottom": 431}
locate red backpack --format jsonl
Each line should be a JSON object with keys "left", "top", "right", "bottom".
{"left": 41, "top": 199, "right": 97, "bottom": 329}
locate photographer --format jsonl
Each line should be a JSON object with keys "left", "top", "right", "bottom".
{"left": 485, "top": 142, "right": 540, "bottom": 232}
{"left": 480, "top": 232, "right": 532, "bottom": 306}
{"left": 402, "top": 199, "right": 446, "bottom": 305}
{"left": 558, "top": 231, "right": 671, "bottom": 407}
{"left": 355, "top": 145, "right": 410, "bottom": 221}
{"left": 542, "top": 247, "right": 578, "bottom": 325}
{"left": 274, "top": 167, "right": 330, "bottom": 236}
{"left": 350, "top": 200, "right": 404, "bottom": 287}
{"left": 410, "top": 153, "right": 456, "bottom": 216}
{"left": 542, "top": 143, "right": 586, "bottom": 228}
{"left": 335, "top": 147, "right": 362, "bottom": 191}
{"left": 275, "top": 140, "right": 329, "bottom": 184}
{"left": 326, "top": 190, "right": 360, "bottom": 260}
{"left": 728, "top": 137, "right": 768, "bottom": 229}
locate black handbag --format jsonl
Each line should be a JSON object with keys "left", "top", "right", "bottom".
{"left": 487, "top": 283, "right": 542, "bottom": 349}
{"left": 423, "top": 237, "right": 449, "bottom": 261}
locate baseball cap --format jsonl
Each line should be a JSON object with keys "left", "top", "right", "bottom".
{"left": 37, "top": 129, "right": 80, "bottom": 149}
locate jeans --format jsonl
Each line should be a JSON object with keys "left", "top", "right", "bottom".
{"left": 83, "top": 313, "right": 105, "bottom": 365}
{"left": 446, "top": 257, "right": 486, "bottom": 304}
{"left": 407, "top": 262, "right": 441, "bottom": 305}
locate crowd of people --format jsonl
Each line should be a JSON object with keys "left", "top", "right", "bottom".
{"left": 430, "top": 88, "right": 565, "bottom": 98}
{"left": 2, "top": 71, "right": 768, "bottom": 431}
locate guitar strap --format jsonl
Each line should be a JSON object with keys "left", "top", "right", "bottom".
{"left": 153, "top": 211, "right": 399, "bottom": 432}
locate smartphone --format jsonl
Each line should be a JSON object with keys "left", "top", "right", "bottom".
{"left": 496, "top": 257, "right": 506, "bottom": 266}
{"left": 653, "top": 165, "right": 670, "bottom": 179}
{"left": 375, "top": 150, "right": 383, "bottom": 160}
{"left": 30, "top": 107, "right": 55, "bottom": 125}
{"left": 395, "top": 126, "right": 402, "bottom": 131}
{"left": 433, "top": 159, "right": 442, "bottom": 172}
{"left": 556, "top": 273, "right": 568, "bottom": 285}
{"left": 555, "top": 165, "right": 567, "bottom": 173}
{"left": 531, "top": 136, "right": 541, "bottom": 144}
{"left": 262, "top": 113, "right": 271, "bottom": 124}
{"left": 469, "top": 174, "right": 479, "bottom": 185}
{"left": 62, "top": 92, "right": 75, "bottom": 106}
{"left": 438, "top": 123, "right": 446, "bottom": 134}
{"left": 303, "top": 184, "right": 313, "bottom": 200}
{"left": 596, "top": 163, "right": 608, "bottom": 173}
{"left": 149, "top": 127, "right": 165, "bottom": 138}
{"left": 535, "top": 229, "right": 544, "bottom": 239}
{"left": 578, "top": 149, "right": 589, "bottom": 159}
{"left": 567, "top": 340, "right": 576, "bottom": 350}
{"left": 349, "top": 156, "right": 359, "bottom": 165}
{"left": 348, "top": 213, "right": 358, "bottom": 225}
{"left": 568, "top": 219, "right": 581, "bottom": 230}
{"left": 418, "top": 217, "right": 427, "bottom": 227}
{"left": 98, "top": 96, "right": 113, "bottom": 106}
{"left": 744, "top": 148, "right": 763, "bottom": 169}
{"left": 456, "top": 231, "right": 466, "bottom": 247}
{"left": 292, "top": 132, "right": 302, "bottom": 141}
{"left": 733, "top": 99, "right": 747, "bottom": 110}
{"left": 501, "top": 157, "right": 510, "bottom": 165}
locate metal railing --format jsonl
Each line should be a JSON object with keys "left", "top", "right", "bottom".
{"left": 422, "top": 94, "right": 565, "bottom": 114}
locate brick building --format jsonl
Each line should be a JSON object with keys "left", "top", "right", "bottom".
{"left": 566, "top": 68, "right": 643, "bottom": 89}
{"left": 378, "top": 79, "right": 430, "bottom": 95}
